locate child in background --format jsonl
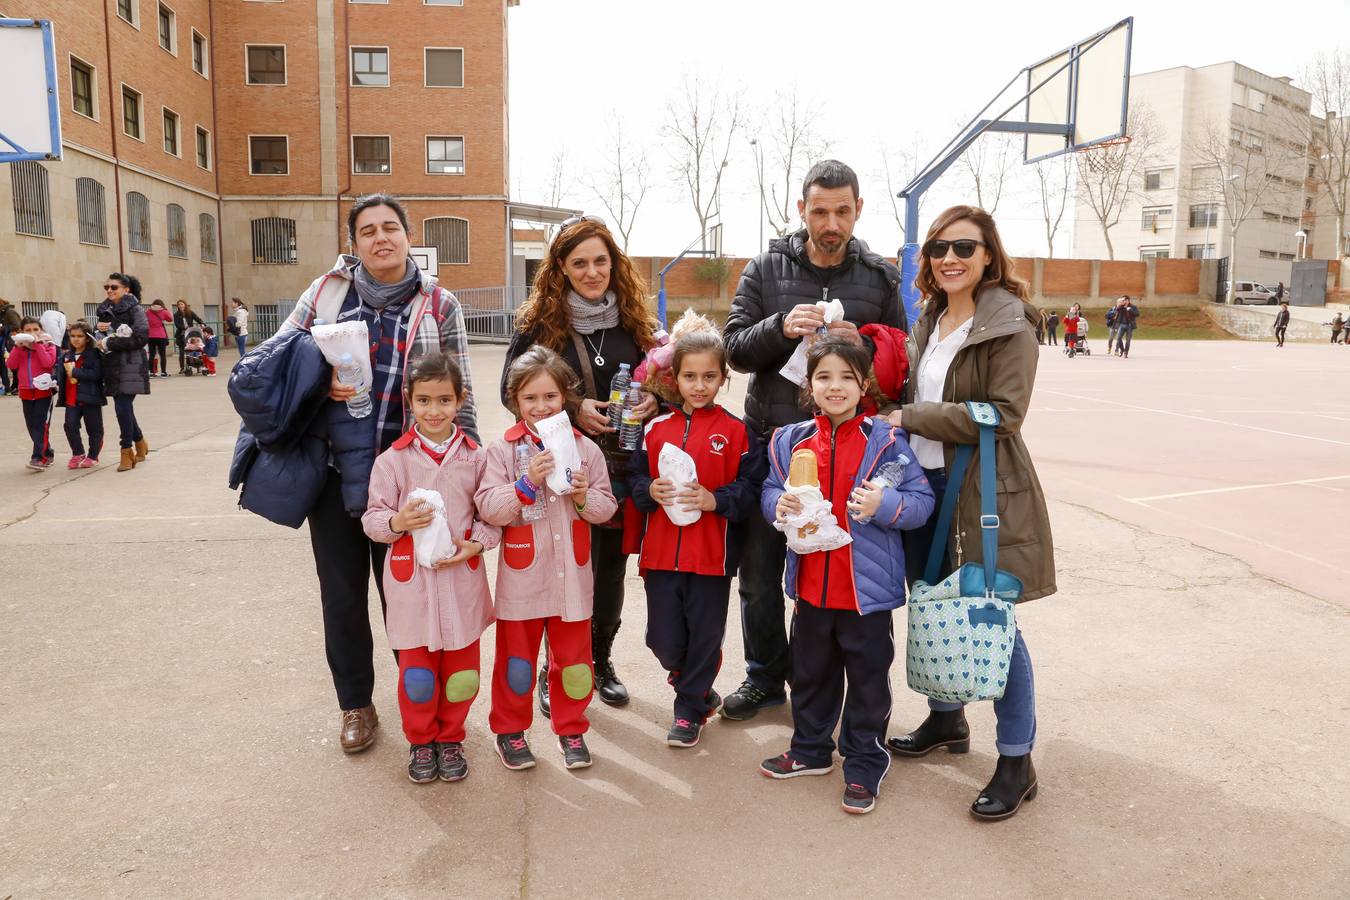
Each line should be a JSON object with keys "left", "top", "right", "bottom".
{"left": 759, "top": 337, "right": 934, "bottom": 815}
{"left": 628, "top": 313, "right": 766, "bottom": 747}
{"left": 7, "top": 317, "right": 57, "bottom": 470}
{"left": 362, "top": 352, "right": 500, "bottom": 785}
{"left": 475, "top": 346, "right": 617, "bottom": 771}
{"left": 202, "top": 326, "right": 219, "bottom": 376}
{"left": 57, "top": 321, "right": 106, "bottom": 469}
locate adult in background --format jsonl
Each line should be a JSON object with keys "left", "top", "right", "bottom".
{"left": 1275, "top": 281, "right": 1285, "bottom": 303}
{"left": 884, "top": 205, "right": 1055, "bottom": 822}
{"left": 95, "top": 273, "right": 151, "bottom": 472}
{"left": 1116, "top": 296, "right": 1139, "bottom": 358}
{"left": 721, "top": 159, "right": 905, "bottom": 720}
{"left": 145, "top": 300, "right": 173, "bottom": 378}
{"left": 1033, "top": 310, "right": 1045, "bottom": 345}
{"left": 1332, "top": 312, "right": 1345, "bottom": 344}
{"left": 230, "top": 299, "right": 250, "bottom": 356}
{"left": 1045, "top": 309, "right": 1060, "bottom": 346}
{"left": 500, "top": 216, "right": 660, "bottom": 709}
{"left": 0, "top": 296, "right": 18, "bottom": 396}
{"left": 173, "top": 300, "right": 205, "bottom": 373}
{"left": 1105, "top": 297, "right": 1123, "bottom": 354}
{"left": 1273, "top": 301, "right": 1290, "bottom": 348}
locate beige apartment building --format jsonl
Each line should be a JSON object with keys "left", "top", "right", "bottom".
{"left": 0, "top": 0, "right": 533, "bottom": 339}
{"left": 1072, "top": 61, "right": 1315, "bottom": 290}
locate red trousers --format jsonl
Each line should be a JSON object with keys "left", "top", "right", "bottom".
{"left": 489, "top": 617, "right": 592, "bottom": 736}
{"left": 203, "top": 355, "right": 216, "bottom": 375}
{"left": 397, "top": 642, "right": 481, "bottom": 745}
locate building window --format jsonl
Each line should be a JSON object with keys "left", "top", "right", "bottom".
{"left": 200, "top": 213, "right": 218, "bottom": 262}
{"left": 192, "top": 31, "right": 207, "bottom": 76}
{"left": 423, "top": 216, "right": 469, "bottom": 265}
{"left": 162, "top": 108, "right": 180, "bottom": 156}
{"left": 1185, "top": 243, "right": 1214, "bottom": 260}
{"left": 117, "top": 0, "right": 137, "bottom": 26}
{"left": 249, "top": 136, "right": 288, "bottom": 175}
{"left": 1278, "top": 252, "right": 1295, "bottom": 261}
{"left": 196, "top": 126, "right": 211, "bottom": 169}
{"left": 425, "top": 0, "right": 464, "bottom": 4}
{"left": 1143, "top": 168, "right": 1173, "bottom": 191}
{"left": 353, "top": 136, "right": 391, "bottom": 174}
{"left": 157, "top": 3, "right": 176, "bottom": 53}
{"left": 127, "top": 191, "right": 152, "bottom": 253}
{"left": 1188, "top": 204, "right": 1219, "bottom": 228}
{"left": 76, "top": 177, "right": 108, "bottom": 246}
{"left": 1258, "top": 250, "right": 1279, "bottom": 260}
{"left": 424, "top": 48, "right": 463, "bottom": 88}
{"left": 351, "top": 47, "right": 388, "bottom": 86}
{"left": 167, "top": 203, "right": 187, "bottom": 258}
{"left": 11, "top": 161, "right": 52, "bottom": 238}
{"left": 21, "top": 302, "right": 61, "bottom": 318}
{"left": 122, "top": 86, "right": 143, "bottom": 139}
{"left": 1139, "top": 246, "right": 1170, "bottom": 260}
{"left": 426, "top": 136, "right": 464, "bottom": 174}
{"left": 1141, "top": 206, "right": 1172, "bottom": 231}
{"left": 70, "top": 57, "right": 96, "bottom": 118}
{"left": 246, "top": 45, "right": 286, "bottom": 85}
{"left": 251, "top": 217, "right": 298, "bottom": 265}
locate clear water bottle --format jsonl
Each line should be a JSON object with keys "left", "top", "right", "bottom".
{"left": 515, "top": 442, "right": 547, "bottom": 522}
{"left": 607, "top": 363, "right": 632, "bottom": 432}
{"left": 619, "top": 381, "right": 644, "bottom": 451}
{"left": 851, "top": 459, "right": 908, "bottom": 523}
{"left": 336, "top": 352, "right": 372, "bottom": 418}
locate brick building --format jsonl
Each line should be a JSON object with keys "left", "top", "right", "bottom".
{"left": 0, "top": 0, "right": 536, "bottom": 339}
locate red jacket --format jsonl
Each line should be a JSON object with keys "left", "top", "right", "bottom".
{"left": 628, "top": 404, "right": 766, "bottom": 577}
{"left": 1062, "top": 314, "right": 1081, "bottom": 335}
{"left": 791, "top": 414, "right": 869, "bottom": 610}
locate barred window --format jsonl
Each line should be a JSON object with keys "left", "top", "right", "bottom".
{"left": 11, "top": 161, "right": 52, "bottom": 238}
{"left": 22, "top": 301, "right": 60, "bottom": 318}
{"left": 128, "top": 191, "right": 152, "bottom": 252}
{"left": 200, "top": 213, "right": 218, "bottom": 262}
{"left": 84, "top": 302, "right": 102, "bottom": 322}
{"left": 251, "top": 217, "right": 298, "bottom": 265}
{"left": 423, "top": 216, "right": 469, "bottom": 265}
{"left": 167, "top": 203, "right": 187, "bottom": 257}
{"left": 76, "top": 177, "right": 108, "bottom": 246}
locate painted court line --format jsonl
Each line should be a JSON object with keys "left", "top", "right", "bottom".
{"left": 41, "top": 513, "right": 246, "bottom": 523}
{"left": 1128, "top": 474, "right": 1350, "bottom": 503}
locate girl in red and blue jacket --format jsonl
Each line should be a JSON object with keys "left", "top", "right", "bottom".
{"left": 629, "top": 317, "right": 766, "bottom": 748}
{"left": 758, "top": 336, "right": 934, "bottom": 815}
{"left": 7, "top": 317, "right": 58, "bottom": 470}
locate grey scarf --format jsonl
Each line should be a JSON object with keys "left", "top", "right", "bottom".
{"left": 567, "top": 289, "right": 620, "bottom": 335}
{"left": 353, "top": 259, "right": 418, "bottom": 310}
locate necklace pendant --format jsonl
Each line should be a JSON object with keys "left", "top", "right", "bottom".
{"left": 594, "top": 354, "right": 605, "bottom": 367}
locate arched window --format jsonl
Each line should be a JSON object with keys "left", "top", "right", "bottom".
{"left": 250, "top": 216, "right": 297, "bottom": 265}
{"left": 167, "top": 203, "right": 187, "bottom": 258}
{"left": 127, "top": 191, "right": 152, "bottom": 252}
{"left": 423, "top": 216, "right": 469, "bottom": 265}
{"left": 200, "top": 213, "right": 218, "bottom": 263}
{"left": 76, "top": 177, "right": 108, "bottom": 246}
{"left": 11, "top": 161, "right": 52, "bottom": 237}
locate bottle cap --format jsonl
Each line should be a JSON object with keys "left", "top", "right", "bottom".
{"left": 340, "top": 352, "right": 353, "bottom": 363}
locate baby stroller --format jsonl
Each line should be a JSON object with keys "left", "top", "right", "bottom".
{"left": 183, "top": 326, "right": 207, "bottom": 375}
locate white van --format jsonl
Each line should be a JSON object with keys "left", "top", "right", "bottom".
{"left": 1224, "top": 281, "right": 1279, "bottom": 305}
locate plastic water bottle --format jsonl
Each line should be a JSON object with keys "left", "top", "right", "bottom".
{"left": 851, "top": 460, "right": 908, "bottom": 524}
{"left": 619, "top": 381, "right": 644, "bottom": 451}
{"left": 337, "top": 352, "right": 372, "bottom": 418}
{"left": 515, "top": 443, "right": 547, "bottom": 522}
{"left": 607, "top": 363, "right": 632, "bottom": 432}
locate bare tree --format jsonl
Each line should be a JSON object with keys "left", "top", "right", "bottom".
{"left": 877, "top": 137, "right": 929, "bottom": 243}
{"left": 750, "top": 91, "right": 829, "bottom": 238}
{"left": 665, "top": 76, "right": 743, "bottom": 251}
{"left": 589, "top": 122, "right": 650, "bottom": 253}
{"left": 956, "top": 132, "right": 1021, "bottom": 215}
{"left": 1076, "top": 105, "right": 1162, "bottom": 259}
{"left": 1032, "top": 153, "right": 1074, "bottom": 257}
{"left": 1304, "top": 51, "right": 1350, "bottom": 282}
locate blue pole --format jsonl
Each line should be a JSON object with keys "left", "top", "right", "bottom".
{"left": 658, "top": 280, "right": 667, "bottom": 329}
{"left": 900, "top": 193, "right": 923, "bottom": 327}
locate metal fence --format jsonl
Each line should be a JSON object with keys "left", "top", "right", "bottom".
{"left": 452, "top": 285, "right": 529, "bottom": 343}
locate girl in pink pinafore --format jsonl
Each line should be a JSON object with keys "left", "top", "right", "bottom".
{"left": 475, "top": 346, "right": 617, "bottom": 772}
{"left": 362, "top": 352, "right": 500, "bottom": 785}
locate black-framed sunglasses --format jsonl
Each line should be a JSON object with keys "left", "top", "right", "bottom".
{"left": 923, "top": 239, "right": 987, "bottom": 260}
{"left": 103, "top": 284, "right": 123, "bottom": 291}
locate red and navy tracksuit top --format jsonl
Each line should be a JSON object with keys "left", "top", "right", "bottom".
{"left": 628, "top": 404, "right": 767, "bottom": 576}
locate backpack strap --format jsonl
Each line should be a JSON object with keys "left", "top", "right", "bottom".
{"left": 312, "top": 275, "right": 351, "bottom": 325}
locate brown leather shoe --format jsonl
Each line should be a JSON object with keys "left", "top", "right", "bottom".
{"left": 133, "top": 438, "right": 149, "bottom": 461}
{"left": 117, "top": 448, "right": 136, "bottom": 472}
{"left": 339, "top": 705, "right": 378, "bottom": 753}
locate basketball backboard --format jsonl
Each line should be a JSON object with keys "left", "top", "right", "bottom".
{"left": 0, "top": 18, "right": 62, "bottom": 162}
{"left": 1023, "top": 18, "right": 1132, "bottom": 163}
{"left": 410, "top": 246, "right": 439, "bottom": 273}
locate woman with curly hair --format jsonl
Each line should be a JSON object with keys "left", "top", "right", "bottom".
{"left": 500, "top": 216, "right": 659, "bottom": 711}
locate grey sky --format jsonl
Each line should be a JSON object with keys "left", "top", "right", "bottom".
{"left": 508, "top": 0, "right": 1347, "bottom": 259}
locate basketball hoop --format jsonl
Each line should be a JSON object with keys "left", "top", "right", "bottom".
{"left": 1073, "top": 135, "right": 1133, "bottom": 173}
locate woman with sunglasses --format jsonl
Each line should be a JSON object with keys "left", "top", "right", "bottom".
{"left": 95, "top": 273, "right": 152, "bottom": 472}
{"left": 884, "top": 205, "right": 1056, "bottom": 822}
{"left": 501, "top": 216, "right": 660, "bottom": 710}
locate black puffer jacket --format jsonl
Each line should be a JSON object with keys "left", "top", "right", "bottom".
{"left": 96, "top": 296, "right": 151, "bottom": 397}
{"left": 723, "top": 230, "right": 904, "bottom": 439}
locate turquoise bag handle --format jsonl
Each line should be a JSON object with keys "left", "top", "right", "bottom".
{"left": 921, "top": 401, "right": 1002, "bottom": 590}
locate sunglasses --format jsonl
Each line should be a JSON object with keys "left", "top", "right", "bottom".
{"left": 558, "top": 214, "right": 605, "bottom": 231}
{"left": 103, "top": 284, "right": 123, "bottom": 291}
{"left": 923, "top": 239, "right": 987, "bottom": 260}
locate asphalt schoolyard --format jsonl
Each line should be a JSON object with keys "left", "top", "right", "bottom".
{"left": 2, "top": 338, "right": 1347, "bottom": 898}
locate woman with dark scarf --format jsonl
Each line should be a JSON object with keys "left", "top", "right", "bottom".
{"left": 501, "top": 216, "right": 659, "bottom": 712}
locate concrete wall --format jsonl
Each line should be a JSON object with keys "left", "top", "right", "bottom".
{"left": 1203, "top": 303, "right": 1324, "bottom": 342}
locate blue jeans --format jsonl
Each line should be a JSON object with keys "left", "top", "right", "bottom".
{"left": 907, "top": 466, "right": 1037, "bottom": 756}
{"left": 236, "top": 335, "right": 248, "bottom": 357}
{"left": 113, "top": 394, "right": 143, "bottom": 449}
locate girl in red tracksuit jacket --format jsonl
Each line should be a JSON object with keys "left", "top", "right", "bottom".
{"left": 629, "top": 318, "right": 767, "bottom": 748}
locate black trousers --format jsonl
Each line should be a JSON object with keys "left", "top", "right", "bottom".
{"left": 735, "top": 509, "right": 791, "bottom": 692}
{"left": 644, "top": 570, "right": 731, "bottom": 720}
{"left": 307, "top": 470, "right": 389, "bottom": 710}
{"left": 590, "top": 523, "right": 629, "bottom": 656}
{"left": 64, "top": 405, "right": 104, "bottom": 459}
{"left": 21, "top": 395, "right": 52, "bottom": 460}
{"left": 0, "top": 349, "right": 11, "bottom": 392}
{"left": 147, "top": 338, "right": 169, "bottom": 374}
{"left": 1275, "top": 326, "right": 1287, "bottom": 347}
{"left": 1047, "top": 328, "right": 1058, "bottom": 346}
{"left": 789, "top": 600, "right": 895, "bottom": 795}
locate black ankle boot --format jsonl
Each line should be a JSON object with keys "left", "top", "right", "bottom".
{"left": 886, "top": 709, "right": 970, "bottom": 757}
{"left": 537, "top": 666, "right": 551, "bottom": 719}
{"left": 970, "top": 754, "right": 1037, "bottom": 821}
{"left": 591, "top": 622, "right": 629, "bottom": 706}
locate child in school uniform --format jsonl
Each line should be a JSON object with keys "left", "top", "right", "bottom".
{"left": 475, "top": 345, "right": 617, "bottom": 771}
{"left": 759, "top": 337, "right": 935, "bottom": 815}
{"left": 628, "top": 313, "right": 766, "bottom": 747}
{"left": 362, "top": 351, "right": 500, "bottom": 785}
{"left": 56, "top": 320, "right": 106, "bottom": 468}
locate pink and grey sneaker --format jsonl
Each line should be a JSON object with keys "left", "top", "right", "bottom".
{"left": 407, "top": 743, "right": 438, "bottom": 784}
{"left": 759, "top": 751, "right": 833, "bottom": 779}
{"left": 559, "top": 734, "right": 592, "bottom": 769}
{"left": 78, "top": 457, "right": 98, "bottom": 468}
{"left": 436, "top": 742, "right": 468, "bottom": 782}
{"left": 67, "top": 456, "right": 85, "bottom": 469}
{"left": 27, "top": 458, "right": 45, "bottom": 471}
{"left": 842, "top": 783, "right": 876, "bottom": 815}
{"left": 495, "top": 732, "right": 536, "bottom": 770}
{"left": 666, "top": 715, "right": 702, "bottom": 748}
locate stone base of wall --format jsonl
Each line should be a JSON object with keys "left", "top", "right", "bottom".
{"left": 1203, "top": 304, "right": 1324, "bottom": 342}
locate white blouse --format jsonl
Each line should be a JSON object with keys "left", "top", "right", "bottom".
{"left": 910, "top": 315, "right": 973, "bottom": 470}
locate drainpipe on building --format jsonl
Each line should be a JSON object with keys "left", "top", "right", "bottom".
{"left": 206, "top": 0, "right": 227, "bottom": 317}
{"left": 99, "top": 2, "right": 125, "bottom": 274}
{"left": 336, "top": 0, "right": 353, "bottom": 254}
